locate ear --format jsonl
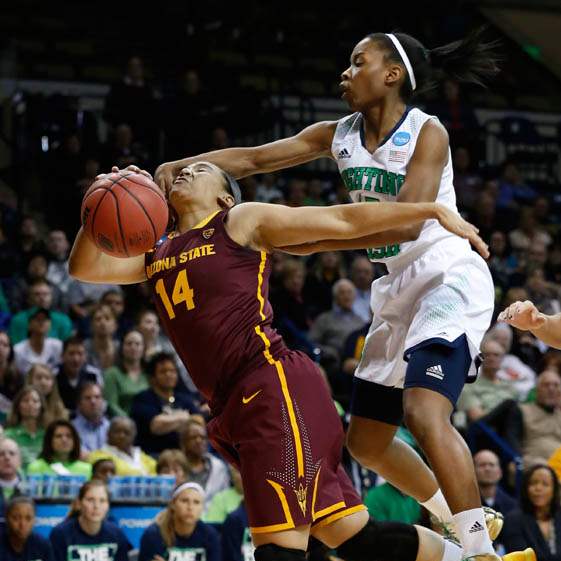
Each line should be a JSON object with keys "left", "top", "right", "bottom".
{"left": 385, "top": 63, "right": 403, "bottom": 87}
{"left": 217, "top": 193, "right": 235, "bottom": 209}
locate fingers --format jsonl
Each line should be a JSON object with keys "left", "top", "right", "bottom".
{"left": 95, "top": 165, "right": 153, "bottom": 182}
{"left": 467, "top": 230, "right": 489, "bottom": 259}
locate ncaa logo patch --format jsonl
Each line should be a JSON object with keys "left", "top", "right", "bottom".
{"left": 392, "top": 131, "right": 411, "bottom": 146}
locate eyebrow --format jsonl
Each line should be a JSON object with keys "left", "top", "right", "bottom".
{"left": 351, "top": 51, "right": 365, "bottom": 63}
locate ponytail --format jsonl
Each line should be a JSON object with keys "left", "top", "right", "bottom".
{"left": 368, "top": 26, "right": 501, "bottom": 101}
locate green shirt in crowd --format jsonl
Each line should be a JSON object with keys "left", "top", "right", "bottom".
{"left": 9, "top": 307, "right": 73, "bottom": 344}
{"left": 457, "top": 374, "right": 519, "bottom": 416}
{"left": 4, "top": 426, "right": 45, "bottom": 469}
{"left": 27, "top": 458, "right": 92, "bottom": 478}
{"left": 103, "top": 366, "right": 149, "bottom": 417}
{"left": 364, "top": 482, "right": 421, "bottom": 524}
{"left": 203, "top": 487, "right": 243, "bottom": 524}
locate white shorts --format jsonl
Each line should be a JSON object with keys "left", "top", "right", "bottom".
{"left": 355, "top": 237, "right": 494, "bottom": 388}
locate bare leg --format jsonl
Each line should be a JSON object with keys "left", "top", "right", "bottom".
{"left": 403, "top": 388, "right": 481, "bottom": 513}
{"left": 251, "top": 525, "right": 310, "bottom": 550}
{"left": 347, "top": 416, "right": 439, "bottom": 502}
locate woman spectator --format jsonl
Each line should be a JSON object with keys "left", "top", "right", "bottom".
{"left": 156, "top": 449, "right": 189, "bottom": 485}
{"left": 4, "top": 386, "right": 47, "bottom": 469}
{"left": 83, "top": 303, "right": 119, "bottom": 370}
{"left": 138, "top": 482, "right": 220, "bottom": 561}
{"left": 488, "top": 230, "right": 518, "bottom": 294}
{"left": 103, "top": 329, "right": 148, "bottom": 417}
{"left": 27, "top": 419, "right": 91, "bottom": 477}
{"left": 50, "top": 479, "right": 130, "bottom": 561}
{"left": 0, "top": 496, "right": 53, "bottom": 561}
{"left": 88, "top": 417, "right": 156, "bottom": 476}
{"left": 136, "top": 309, "right": 174, "bottom": 359}
{"left": 0, "top": 331, "right": 23, "bottom": 422}
{"left": 27, "top": 363, "right": 68, "bottom": 425}
{"left": 303, "top": 251, "right": 346, "bottom": 318}
{"left": 502, "top": 464, "right": 561, "bottom": 561}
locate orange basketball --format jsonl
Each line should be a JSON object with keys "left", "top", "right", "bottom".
{"left": 81, "top": 171, "right": 168, "bottom": 258}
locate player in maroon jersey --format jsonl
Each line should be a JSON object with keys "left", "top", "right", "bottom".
{"left": 68, "top": 163, "right": 531, "bottom": 561}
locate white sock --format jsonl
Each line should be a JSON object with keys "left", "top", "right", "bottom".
{"left": 421, "top": 489, "right": 454, "bottom": 524}
{"left": 441, "top": 539, "right": 463, "bottom": 561}
{"left": 453, "top": 508, "right": 495, "bottom": 557}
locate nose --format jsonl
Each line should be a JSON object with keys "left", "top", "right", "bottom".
{"left": 340, "top": 67, "right": 351, "bottom": 81}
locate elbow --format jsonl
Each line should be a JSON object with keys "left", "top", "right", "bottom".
{"left": 404, "top": 224, "right": 422, "bottom": 242}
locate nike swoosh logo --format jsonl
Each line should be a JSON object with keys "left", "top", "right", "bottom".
{"left": 242, "top": 390, "right": 262, "bottom": 405}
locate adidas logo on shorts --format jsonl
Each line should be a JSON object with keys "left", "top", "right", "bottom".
{"left": 425, "top": 364, "right": 444, "bottom": 380}
{"left": 469, "top": 521, "right": 485, "bottom": 533}
{"left": 337, "top": 148, "right": 351, "bottom": 159}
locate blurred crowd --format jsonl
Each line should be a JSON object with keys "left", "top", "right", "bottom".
{"left": 1, "top": 55, "right": 561, "bottom": 560}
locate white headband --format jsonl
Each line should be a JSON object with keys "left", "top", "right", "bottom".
{"left": 172, "top": 482, "right": 206, "bottom": 501}
{"left": 385, "top": 33, "right": 416, "bottom": 91}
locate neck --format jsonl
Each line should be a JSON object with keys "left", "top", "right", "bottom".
{"left": 53, "top": 452, "right": 70, "bottom": 463}
{"left": 361, "top": 98, "right": 407, "bottom": 145}
{"left": 482, "top": 368, "right": 498, "bottom": 381}
{"left": 124, "top": 358, "right": 141, "bottom": 372}
{"left": 186, "top": 453, "right": 205, "bottom": 469}
{"left": 78, "top": 514, "right": 102, "bottom": 536}
{"left": 8, "top": 533, "right": 25, "bottom": 553}
{"left": 21, "top": 417, "right": 38, "bottom": 433}
{"left": 29, "top": 333, "right": 45, "bottom": 351}
{"left": 176, "top": 206, "right": 221, "bottom": 233}
{"left": 94, "top": 333, "right": 112, "bottom": 345}
{"left": 536, "top": 506, "right": 551, "bottom": 521}
{"left": 153, "top": 385, "right": 174, "bottom": 400}
{"left": 174, "top": 516, "right": 196, "bottom": 536}
{"left": 479, "top": 483, "right": 497, "bottom": 500}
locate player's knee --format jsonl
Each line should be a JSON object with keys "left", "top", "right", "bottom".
{"left": 254, "top": 544, "right": 306, "bottom": 561}
{"left": 403, "top": 403, "right": 438, "bottom": 442}
{"left": 337, "top": 519, "right": 419, "bottom": 561}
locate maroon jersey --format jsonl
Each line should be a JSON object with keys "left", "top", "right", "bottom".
{"left": 145, "top": 210, "right": 287, "bottom": 411}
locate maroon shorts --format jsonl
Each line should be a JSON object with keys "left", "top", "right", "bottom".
{"left": 207, "top": 350, "right": 365, "bottom": 534}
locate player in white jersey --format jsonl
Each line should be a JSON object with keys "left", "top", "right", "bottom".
{"left": 155, "top": 28, "right": 502, "bottom": 560}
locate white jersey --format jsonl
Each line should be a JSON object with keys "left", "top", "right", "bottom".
{"left": 331, "top": 107, "right": 462, "bottom": 270}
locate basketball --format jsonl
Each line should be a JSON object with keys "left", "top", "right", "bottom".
{"left": 81, "top": 171, "right": 168, "bottom": 258}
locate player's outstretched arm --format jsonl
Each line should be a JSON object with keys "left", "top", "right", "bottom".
{"left": 68, "top": 227, "right": 147, "bottom": 285}
{"left": 498, "top": 300, "right": 561, "bottom": 349}
{"left": 229, "top": 200, "right": 487, "bottom": 257}
{"left": 154, "top": 121, "right": 336, "bottom": 193}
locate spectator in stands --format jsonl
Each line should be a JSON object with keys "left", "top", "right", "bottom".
{"left": 488, "top": 231, "right": 518, "bottom": 294}
{"left": 526, "top": 269, "right": 561, "bottom": 317}
{"left": 4, "top": 387, "right": 47, "bottom": 468}
{"left": 350, "top": 256, "right": 374, "bottom": 323}
{"left": 510, "top": 207, "right": 552, "bottom": 257}
{"left": 0, "top": 496, "right": 53, "bottom": 561}
{"left": 66, "top": 276, "right": 122, "bottom": 325}
{"left": 72, "top": 381, "right": 110, "bottom": 456}
{"left": 138, "top": 482, "right": 221, "bottom": 561}
{"left": 303, "top": 178, "right": 326, "bottom": 206}
{"left": 457, "top": 338, "right": 519, "bottom": 422}
{"left": 255, "top": 173, "right": 283, "bottom": 203}
{"left": 210, "top": 127, "right": 230, "bottom": 150}
{"left": 285, "top": 178, "right": 307, "bottom": 207}
{"left": 497, "top": 162, "right": 538, "bottom": 211}
{"left": 91, "top": 458, "right": 116, "bottom": 482}
{"left": 9, "top": 279, "right": 72, "bottom": 344}
{"left": 104, "top": 329, "right": 148, "bottom": 417}
{"left": 0, "top": 331, "right": 23, "bottom": 407}
{"left": 180, "top": 418, "right": 229, "bottom": 504}
{"left": 76, "top": 158, "right": 101, "bottom": 196}
{"left": 51, "top": 479, "right": 130, "bottom": 561}
{"left": 27, "top": 419, "right": 91, "bottom": 477}
{"left": 55, "top": 336, "right": 102, "bottom": 413}
{"left": 487, "top": 324, "right": 537, "bottom": 401}
{"left": 505, "top": 369, "right": 561, "bottom": 468}
{"left": 88, "top": 416, "right": 156, "bottom": 476}
{"left": 470, "top": 191, "right": 499, "bottom": 242}
{"left": 0, "top": 439, "right": 25, "bottom": 519}
{"left": 101, "top": 289, "right": 131, "bottom": 339}
{"left": 27, "top": 363, "right": 68, "bottom": 425}
{"left": 131, "top": 352, "right": 199, "bottom": 456}
{"left": 136, "top": 309, "right": 175, "bottom": 359}
{"left": 303, "top": 252, "right": 346, "bottom": 317}
{"left": 101, "top": 123, "right": 148, "bottom": 173}
{"left": 157, "top": 449, "right": 189, "bottom": 484}
{"left": 474, "top": 449, "right": 517, "bottom": 516}
{"left": 17, "top": 217, "right": 45, "bottom": 266}
{"left": 453, "top": 146, "right": 483, "bottom": 212}
{"left": 222, "top": 502, "right": 252, "bottom": 561}
{"left": 309, "top": 279, "right": 365, "bottom": 374}
{"left": 364, "top": 481, "right": 420, "bottom": 524}
{"left": 83, "top": 303, "right": 119, "bottom": 369}
{"left": 9, "top": 253, "right": 65, "bottom": 314}
{"left": 13, "top": 308, "right": 62, "bottom": 376}
{"left": 501, "top": 464, "right": 561, "bottom": 561}
{"left": 104, "top": 55, "right": 156, "bottom": 147}
{"left": 204, "top": 466, "right": 243, "bottom": 524}
{"left": 45, "top": 229, "right": 72, "bottom": 301}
